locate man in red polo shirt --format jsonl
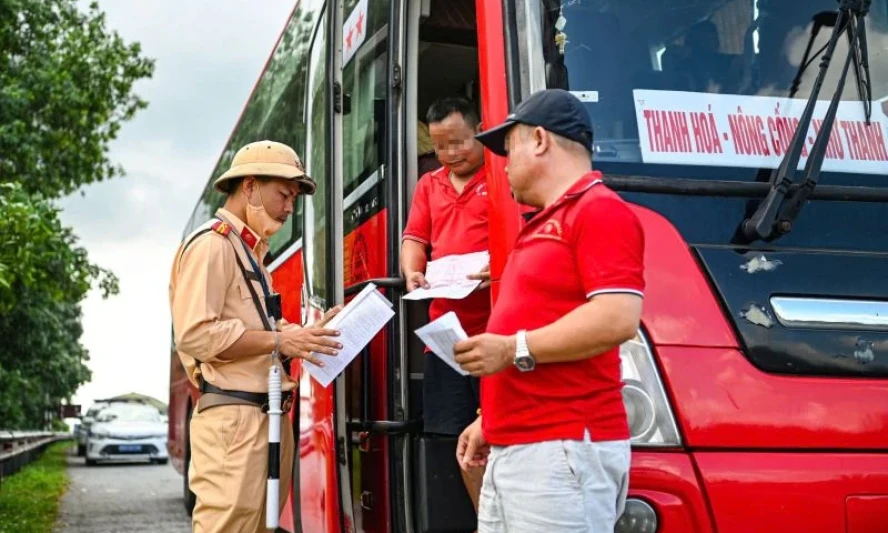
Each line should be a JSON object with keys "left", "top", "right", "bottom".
{"left": 401, "top": 97, "right": 491, "bottom": 513}
{"left": 454, "top": 89, "right": 645, "bottom": 533}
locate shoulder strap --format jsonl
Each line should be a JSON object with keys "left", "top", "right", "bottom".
{"left": 231, "top": 249, "right": 273, "bottom": 332}
{"left": 181, "top": 218, "right": 291, "bottom": 376}
{"left": 230, "top": 244, "right": 291, "bottom": 376}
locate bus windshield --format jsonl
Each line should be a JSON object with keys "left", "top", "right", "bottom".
{"left": 516, "top": 0, "right": 888, "bottom": 185}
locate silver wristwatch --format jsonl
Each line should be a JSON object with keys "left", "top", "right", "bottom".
{"left": 514, "top": 330, "right": 536, "bottom": 372}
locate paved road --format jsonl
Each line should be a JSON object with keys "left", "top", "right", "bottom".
{"left": 54, "top": 449, "right": 191, "bottom": 533}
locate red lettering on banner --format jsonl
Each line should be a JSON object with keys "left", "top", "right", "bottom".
{"left": 866, "top": 122, "right": 888, "bottom": 161}
{"left": 767, "top": 117, "right": 782, "bottom": 156}
{"left": 852, "top": 121, "right": 888, "bottom": 162}
{"left": 754, "top": 116, "right": 771, "bottom": 156}
{"left": 728, "top": 111, "right": 770, "bottom": 156}
{"left": 841, "top": 121, "right": 861, "bottom": 160}
{"left": 769, "top": 116, "right": 809, "bottom": 159}
{"left": 690, "top": 110, "right": 723, "bottom": 154}
{"left": 668, "top": 111, "right": 692, "bottom": 152}
{"left": 643, "top": 109, "right": 662, "bottom": 152}
{"left": 811, "top": 119, "right": 846, "bottom": 160}
{"left": 856, "top": 122, "right": 874, "bottom": 160}
{"left": 835, "top": 120, "right": 888, "bottom": 161}
{"left": 662, "top": 113, "right": 676, "bottom": 152}
{"left": 644, "top": 110, "right": 693, "bottom": 153}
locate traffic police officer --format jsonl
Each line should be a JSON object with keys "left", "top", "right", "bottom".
{"left": 169, "top": 140, "right": 342, "bottom": 533}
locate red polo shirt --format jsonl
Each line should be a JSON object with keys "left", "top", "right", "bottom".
{"left": 403, "top": 166, "right": 491, "bottom": 336}
{"left": 481, "top": 171, "right": 645, "bottom": 445}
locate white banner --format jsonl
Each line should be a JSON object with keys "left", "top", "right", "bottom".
{"left": 633, "top": 90, "right": 888, "bottom": 175}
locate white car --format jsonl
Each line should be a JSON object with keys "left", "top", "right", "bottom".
{"left": 85, "top": 403, "right": 169, "bottom": 466}
{"left": 75, "top": 401, "right": 111, "bottom": 456}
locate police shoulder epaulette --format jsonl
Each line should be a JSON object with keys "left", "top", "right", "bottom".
{"left": 211, "top": 220, "right": 232, "bottom": 236}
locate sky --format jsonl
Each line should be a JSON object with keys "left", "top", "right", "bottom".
{"left": 59, "top": 1, "right": 296, "bottom": 411}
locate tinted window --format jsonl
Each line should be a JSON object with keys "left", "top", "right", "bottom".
{"left": 342, "top": 0, "right": 389, "bottom": 197}
{"left": 516, "top": 0, "right": 888, "bottom": 185}
{"left": 304, "top": 11, "right": 330, "bottom": 307}
{"left": 184, "top": 4, "right": 320, "bottom": 259}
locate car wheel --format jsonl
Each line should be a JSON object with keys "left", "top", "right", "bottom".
{"left": 85, "top": 458, "right": 97, "bottom": 466}
{"left": 183, "top": 404, "right": 197, "bottom": 516}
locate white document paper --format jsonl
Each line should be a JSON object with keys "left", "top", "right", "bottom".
{"left": 303, "top": 283, "right": 394, "bottom": 387}
{"left": 414, "top": 312, "right": 470, "bottom": 376}
{"left": 403, "top": 251, "right": 490, "bottom": 301}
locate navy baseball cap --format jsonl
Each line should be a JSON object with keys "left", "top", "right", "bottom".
{"left": 475, "top": 89, "right": 594, "bottom": 156}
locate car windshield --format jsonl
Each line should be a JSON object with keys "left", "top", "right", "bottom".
{"left": 97, "top": 405, "right": 162, "bottom": 423}
{"left": 517, "top": 0, "right": 888, "bottom": 186}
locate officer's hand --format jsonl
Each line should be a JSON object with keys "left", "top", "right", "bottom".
{"left": 280, "top": 326, "right": 342, "bottom": 367}
{"left": 467, "top": 264, "right": 491, "bottom": 290}
{"left": 316, "top": 305, "right": 343, "bottom": 327}
{"left": 456, "top": 417, "right": 489, "bottom": 471}
{"left": 405, "top": 271, "right": 430, "bottom": 292}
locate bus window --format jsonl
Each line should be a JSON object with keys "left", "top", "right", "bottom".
{"left": 513, "top": 0, "right": 888, "bottom": 180}
{"left": 342, "top": 0, "right": 389, "bottom": 236}
{"left": 181, "top": 5, "right": 320, "bottom": 260}
{"left": 304, "top": 11, "right": 329, "bottom": 307}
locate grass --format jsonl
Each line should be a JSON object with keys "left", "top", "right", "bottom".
{"left": 0, "top": 441, "right": 71, "bottom": 533}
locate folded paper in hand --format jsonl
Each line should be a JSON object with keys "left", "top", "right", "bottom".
{"left": 403, "top": 251, "right": 489, "bottom": 301}
{"left": 303, "top": 283, "right": 394, "bottom": 387}
{"left": 414, "top": 312, "right": 469, "bottom": 376}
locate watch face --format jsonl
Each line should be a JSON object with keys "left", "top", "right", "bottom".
{"left": 515, "top": 355, "right": 535, "bottom": 372}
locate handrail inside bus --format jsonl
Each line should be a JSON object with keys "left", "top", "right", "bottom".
{"left": 344, "top": 277, "right": 406, "bottom": 297}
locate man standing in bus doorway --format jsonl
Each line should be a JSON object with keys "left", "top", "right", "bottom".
{"left": 454, "top": 89, "right": 645, "bottom": 533}
{"left": 169, "top": 140, "right": 343, "bottom": 533}
{"left": 401, "top": 97, "right": 492, "bottom": 516}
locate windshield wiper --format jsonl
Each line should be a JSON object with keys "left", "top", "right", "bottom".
{"left": 741, "top": 0, "right": 873, "bottom": 242}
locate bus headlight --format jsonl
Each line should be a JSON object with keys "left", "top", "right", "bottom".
{"left": 620, "top": 331, "right": 682, "bottom": 447}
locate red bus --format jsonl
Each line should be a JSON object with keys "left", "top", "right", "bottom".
{"left": 169, "top": 0, "right": 888, "bottom": 532}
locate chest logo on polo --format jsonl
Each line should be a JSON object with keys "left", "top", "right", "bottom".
{"left": 475, "top": 183, "right": 488, "bottom": 196}
{"left": 527, "top": 218, "right": 567, "bottom": 243}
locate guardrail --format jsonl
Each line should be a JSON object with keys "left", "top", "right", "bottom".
{"left": 0, "top": 430, "right": 70, "bottom": 481}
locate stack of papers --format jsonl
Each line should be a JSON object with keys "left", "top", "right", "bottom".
{"left": 403, "top": 251, "right": 489, "bottom": 301}
{"left": 414, "top": 312, "right": 470, "bottom": 376}
{"left": 303, "top": 283, "right": 394, "bottom": 387}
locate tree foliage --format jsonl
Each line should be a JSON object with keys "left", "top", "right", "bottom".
{"left": 0, "top": 0, "right": 154, "bottom": 197}
{"left": 0, "top": 0, "right": 152, "bottom": 428}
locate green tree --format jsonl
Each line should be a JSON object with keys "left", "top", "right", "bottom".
{"left": 0, "top": 0, "right": 153, "bottom": 428}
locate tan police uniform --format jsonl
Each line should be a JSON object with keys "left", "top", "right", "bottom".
{"left": 168, "top": 140, "right": 315, "bottom": 533}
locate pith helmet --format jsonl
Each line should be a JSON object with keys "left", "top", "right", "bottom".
{"left": 213, "top": 140, "right": 316, "bottom": 194}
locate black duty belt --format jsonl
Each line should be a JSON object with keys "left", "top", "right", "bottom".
{"left": 200, "top": 380, "right": 292, "bottom": 412}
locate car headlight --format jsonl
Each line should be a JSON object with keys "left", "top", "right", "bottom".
{"left": 620, "top": 330, "right": 682, "bottom": 447}
{"left": 90, "top": 430, "right": 111, "bottom": 439}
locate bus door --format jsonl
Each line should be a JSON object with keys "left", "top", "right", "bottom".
{"left": 391, "top": 1, "right": 509, "bottom": 532}
{"left": 330, "top": 0, "right": 409, "bottom": 532}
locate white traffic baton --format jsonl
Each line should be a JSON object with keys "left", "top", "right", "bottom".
{"left": 266, "top": 361, "right": 282, "bottom": 530}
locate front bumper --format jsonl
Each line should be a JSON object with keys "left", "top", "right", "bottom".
{"left": 86, "top": 435, "right": 168, "bottom": 462}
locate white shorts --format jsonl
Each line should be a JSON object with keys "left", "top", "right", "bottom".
{"left": 478, "top": 432, "right": 630, "bottom": 533}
